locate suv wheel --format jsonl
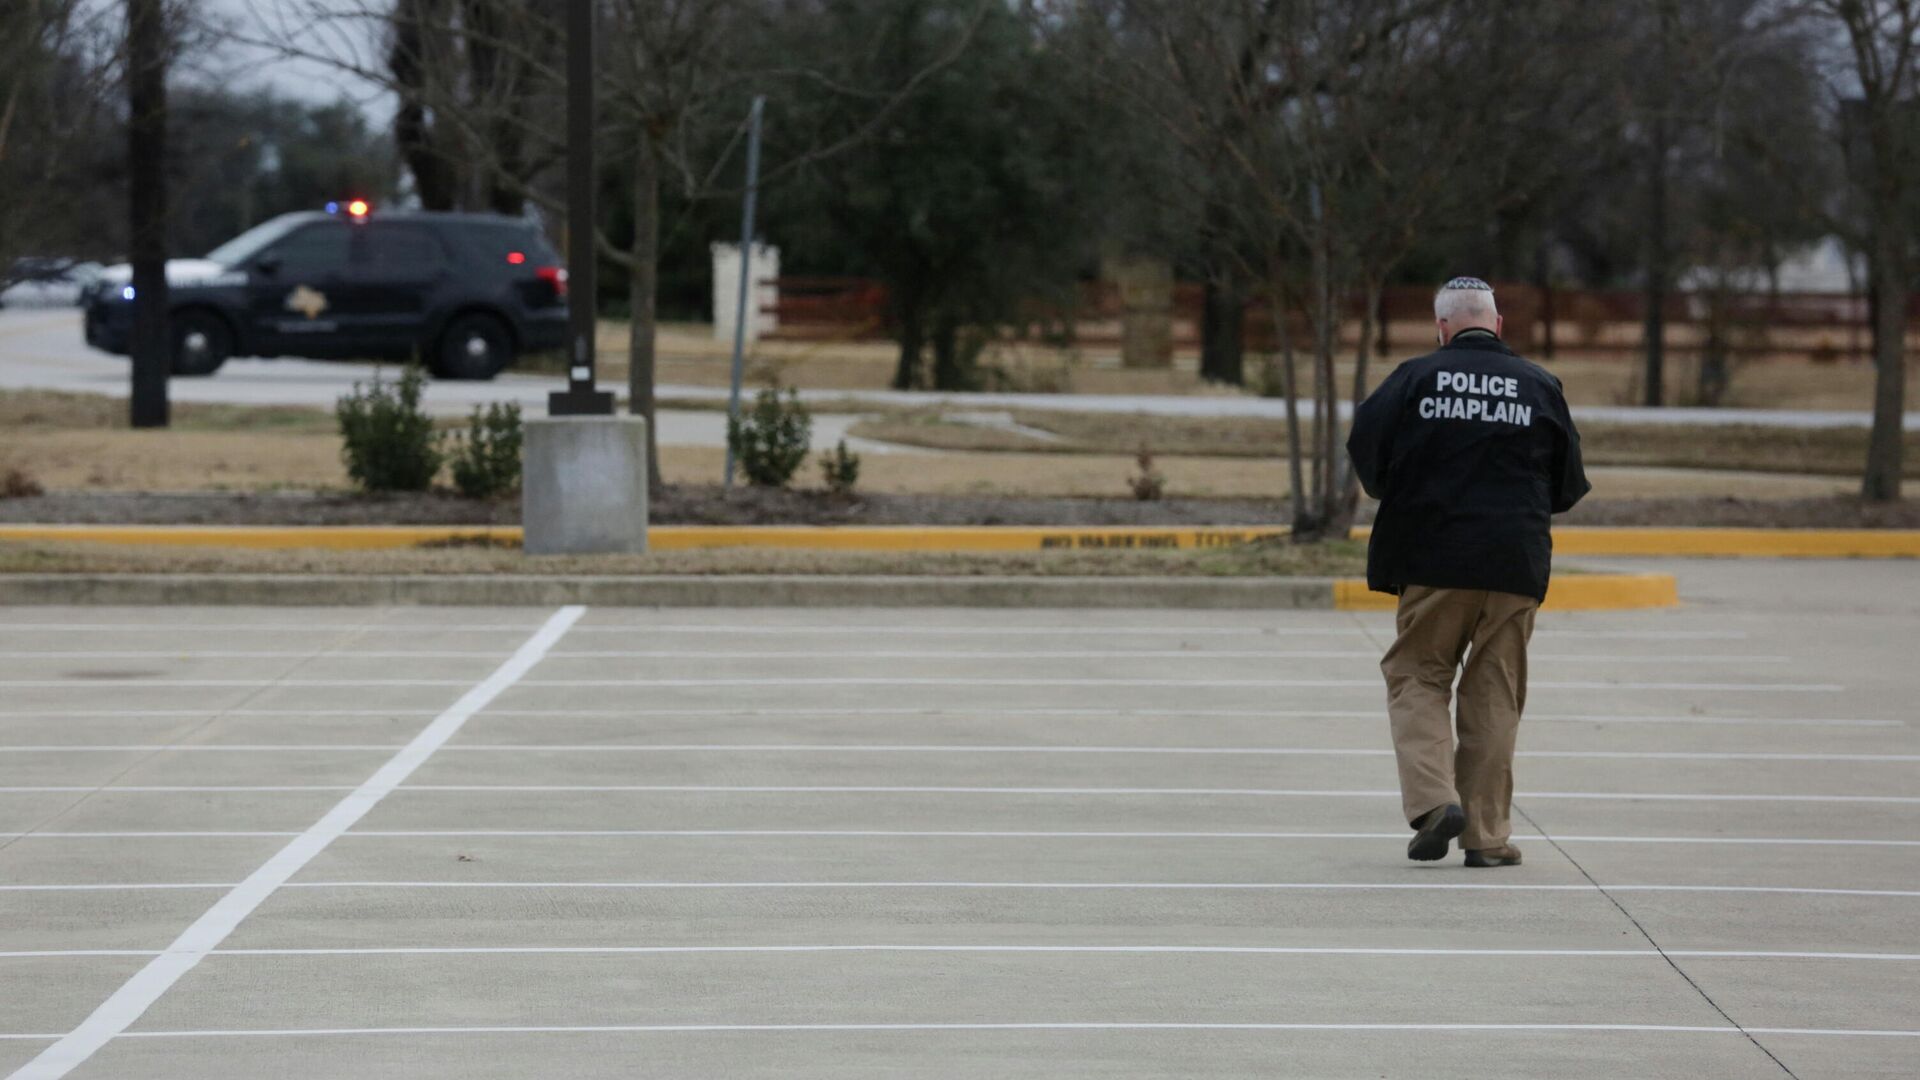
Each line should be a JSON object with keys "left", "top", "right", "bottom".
{"left": 435, "top": 313, "right": 514, "bottom": 380}
{"left": 171, "top": 310, "right": 232, "bottom": 376}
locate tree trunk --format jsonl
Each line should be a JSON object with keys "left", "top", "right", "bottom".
{"left": 1864, "top": 228, "right": 1907, "bottom": 501}
{"left": 1337, "top": 278, "right": 1382, "bottom": 509}
{"left": 1642, "top": 110, "right": 1669, "bottom": 408}
{"left": 1199, "top": 274, "right": 1245, "bottom": 385}
{"left": 1296, "top": 217, "right": 1341, "bottom": 539}
{"left": 127, "top": 0, "right": 169, "bottom": 430}
{"left": 627, "top": 138, "right": 663, "bottom": 491}
{"left": 892, "top": 303, "right": 924, "bottom": 390}
{"left": 1267, "top": 260, "right": 1308, "bottom": 529}
{"left": 1534, "top": 242, "right": 1555, "bottom": 360}
{"left": 462, "top": 0, "right": 526, "bottom": 216}
{"left": 1697, "top": 285, "right": 1731, "bottom": 407}
{"left": 931, "top": 315, "right": 966, "bottom": 391}
{"left": 390, "top": 0, "right": 458, "bottom": 211}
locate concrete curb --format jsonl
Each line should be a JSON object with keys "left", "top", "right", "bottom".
{"left": 0, "top": 572, "right": 1678, "bottom": 610}
{"left": 1, "top": 522, "right": 1916, "bottom": 557}
{"left": 0, "top": 574, "right": 1337, "bottom": 609}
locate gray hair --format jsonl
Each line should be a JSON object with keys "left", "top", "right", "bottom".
{"left": 1434, "top": 277, "right": 1498, "bottom": 323}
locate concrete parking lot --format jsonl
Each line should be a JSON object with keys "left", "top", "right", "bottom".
{"left": 1, "top": 560, "right": 1916, "bottom": 1078}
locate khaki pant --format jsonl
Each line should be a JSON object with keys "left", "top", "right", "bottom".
{"left": 1380, "top": 586, "right": 1539, "bottom": 850}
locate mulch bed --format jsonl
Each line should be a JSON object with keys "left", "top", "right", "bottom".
{"left": 1, "top": 488, "right": 1916, "bottom": 529}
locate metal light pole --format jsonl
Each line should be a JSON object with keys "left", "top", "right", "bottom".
{"left": 550, "top": 0, "right": 614, "bottom": 416}
{"left": 723, "top": 95, "right": 766, "bottom": 488}
{"left": 127, "top": 0, "right": 170, "bottom": 429}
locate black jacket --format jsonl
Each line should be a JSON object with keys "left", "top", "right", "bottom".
{"left": 1346, "top": 330, "right": 1590, "bottom": 601}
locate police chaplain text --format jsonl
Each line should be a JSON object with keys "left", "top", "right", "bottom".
{"left": 1419, "top": 370, "right": 1533, "bottom": 426}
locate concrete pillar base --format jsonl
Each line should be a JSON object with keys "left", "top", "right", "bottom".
{"left": 522, "top": 415, "right": 649, "bottom": 554}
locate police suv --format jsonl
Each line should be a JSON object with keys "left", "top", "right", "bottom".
{"left": 82, "top": 203, "right": 567, "bottom": 379}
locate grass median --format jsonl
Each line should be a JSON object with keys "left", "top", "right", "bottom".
{"left": 0, "top": 537, "right": 1369, "bottom": 578}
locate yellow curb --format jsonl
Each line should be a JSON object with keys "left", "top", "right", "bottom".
{"left": 1348, "top": 525, "right": 1920, "bottom": 558}
{"left": 1545, "top": 527, "right": 1920, "bottom": 558}
{"left": 0, "top": 524, "right": 1290, "bottom": 553}
{"left": 650, "top": 525, "right": 1289, "bottom": 552}
{"left": 1334, "top": 573, "right": 1679, "bottom": 612}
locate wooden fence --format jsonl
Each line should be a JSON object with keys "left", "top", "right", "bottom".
{"left": 761, "top": 277, "right": 1888, "bottom": 363}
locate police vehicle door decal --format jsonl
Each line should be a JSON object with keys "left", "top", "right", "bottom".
{"left": 280, "top": 284, "right": 336, "bottom": 331}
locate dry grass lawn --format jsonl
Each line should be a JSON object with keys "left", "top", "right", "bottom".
{"left": 850, "top": 409, "right": 1919, "bottom": 480}
{"left": 624, "top": 321, "right": 1920, "bottom": 411}
{"left": 0, "top": 387, "right": 1859, "bottom": 502}
{"left": 0, "top": 537, "right": 1368, "bottom": 578}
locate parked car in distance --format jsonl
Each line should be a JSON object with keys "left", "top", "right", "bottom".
{"left": 81, "top": 204, "right": 567, "bottom": 378}
{"left": 1, "top": 258, "right": 105, "bottom": 309}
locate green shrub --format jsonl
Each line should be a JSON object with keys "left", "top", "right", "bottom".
{"left": 820, "top": 439, "right": 861, "bottom": 495}
{"left": 727, "top": 384, "right": 812, "bottom": 487}
{"left": 1128, "top": 445, "right": 1166, "bottom": 501}
{"left": 450, "top": 402, "right": 523, "bottom": 499}
{"left": 335, "top": 365, "right": 442, "bottom": 493}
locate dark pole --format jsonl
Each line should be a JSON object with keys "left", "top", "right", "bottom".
{"left": 127, "top": 0, "right": 170, "bottom": 429}
{"left": 723, "top": 95, "right": 766, "bottom": 488}
{"left": 550, "top": 0, "right": 613, "bottom": 416}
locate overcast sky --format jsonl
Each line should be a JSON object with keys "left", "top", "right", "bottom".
{"left": 193, "top": 0, "right": 392, "bottom": 115}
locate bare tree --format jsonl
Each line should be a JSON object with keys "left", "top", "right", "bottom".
{"left": 1805, "top": 0, "right": 1915, "bottom": 501}
{"left": 0, "top": 0, "right": 122, "bottom": 283}
{"left": 238, "top": 0, "right": 980, "bottom": 492}
{"left": 1076, "top": 0, "right": 1588, "bottom": 536}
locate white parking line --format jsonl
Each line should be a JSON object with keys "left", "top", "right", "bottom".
{"left": 0, "top": 746, "right": 402, "bottom": 753}
{"left": 5, "top": 945, "right": 1916, "bottom": 961}
{"left": 6, "top": 605, "right": 585, "bottom": 1080}
{"left": 0, "top": 883, "right": 233, "bottom": 892}
{"left": 0, "top": 710, "right": 442, "bottom": 719}
{"left": 194, "top": 945, "right": 1920, "bottom": 961}
{"left": 0, "top": 650, "right": 1791, "bottom": 663}
{"left": 0, "top": 786, "right": 358, "bottom": 792}
{"left": 5, "top": 881, "right": 1918, "bottom": 898}
{"left": 385, "top": 785, "right": 1920, "bottom": 804}
{"left": 547, "top": 651, "right": 1788, "bottom": 663}
{"left": 0, "top": 832, "right": 304, "bottom": 838}
{"left": 5, "top": 744, "right": 1915, "bottom": 763}
{"left": 0, "top": 677, "right": 1849, "bottom": 691}
{"left": 521, "top": 678, "right": 1848, "bottom": 692}
{"left": 4, "top": 829, "right": 1918, "bottom": 847}
{"left": 0, "top": 624, "right": 543, "bottom": 633}
{"left": 91, "top": 1023, "right": 1920, "bottom": 1039}
{"left": 0, "top": 708, "right": 1897, "bottom": 727}
{"left": 0, "top": 624, "right": 1755, "bottom": 640}
{"left": 4, "top": 784, "right": 1913, "bottom": 803}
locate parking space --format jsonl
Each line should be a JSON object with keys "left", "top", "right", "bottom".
{"left": 1, "top": 562, "right": 1916, "bottom": 1078}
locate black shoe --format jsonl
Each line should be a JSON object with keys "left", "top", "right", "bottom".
{"left": 1464, "top": 845, "right": 1523, "bottom": 868}
{"left": 1407, "top": 804, "right": 1465, "bottom": 862}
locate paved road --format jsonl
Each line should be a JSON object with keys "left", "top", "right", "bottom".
{"left": 0, "top": 560, "right": 1914, "bottom": 1078}
{"left": 8, "top": 308, "right": 1916, "bottom": 431}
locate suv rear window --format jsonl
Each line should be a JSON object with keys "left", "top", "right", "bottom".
{"left": 460, "top": 222, "right": 561, "bottom": 266}
{"left": 363, "top": 223, "right": 447, "bottom": 270}
{"left": 269, "top": 222, "right": 352, "bottom": 273}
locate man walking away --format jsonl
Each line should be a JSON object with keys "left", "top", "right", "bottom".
{"left": 1345, "top": 277, "right": 1590, "bottom": 867}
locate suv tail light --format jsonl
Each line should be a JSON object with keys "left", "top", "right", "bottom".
{"left": 536, "top": 265, "right": 568, "bottom": 298}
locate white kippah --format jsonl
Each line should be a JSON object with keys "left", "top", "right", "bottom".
{"left": 1441, "top": 276, "right": 1493, "bottom": 292}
